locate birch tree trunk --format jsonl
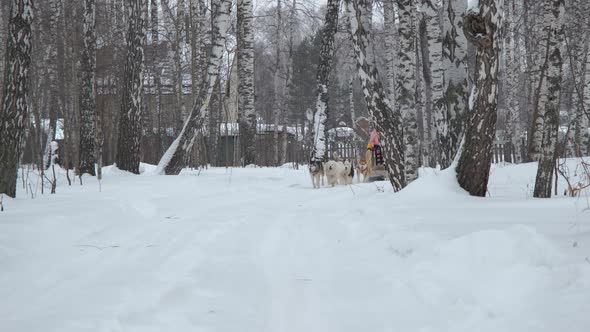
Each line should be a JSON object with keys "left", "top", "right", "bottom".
{"left": 502, "top": 0, "right": 518, "bottom": 163}
{"left": 273, "top": 0, "right": 284, "bottom": 166}
{"left": 0, "top": 0, "right": 34, "bottom": 198}
{"left": 79, "top": 0, "right": 97, "bottom": 176}
{"left": 420, "top": 0, "right": 450, "bottom": 168}
{"left": 43, "top": 0, "right": 60, "bottom": 170}
{"left": 442, "top": 0, "right": 469, "bottom": 162}
{"left": 237, "top": 0, "right": 257, "bottom": 166}
{"left": 346, "top": 0, "right": 406, "bottom": 191}
{"left": 456, "top": 0, "right": 504, "bottom": 197}
{"left": 526, "top": 1, "right": 548, "bottom": 161}
{"left": 383, "top": 0, "right": 396, "bottom": 103}
{"left": 570, "top": 1, "right": 590, "bottom": 157}
{"left": 309, "top": 0, "right": 340, "bottom": 163}
{"left": 396, "top": 0, "right": 419, "bottom": 182}
{"left": 116, "top": 0, "right": 147, "bottom": 174}
{"left": 533, "top": 0, "right": 565, "bottom": 198}
{"left": 0, "top": 1, "right": 5, "bottom": 94}
{"left": 581, "top": 28, "right": 590, "bottom": 156}
{"left": 417, "top": 17, "right": 431, "bottom": 167}
{"left": 151, "top": 0, "right": 162, "bottom": 159}
{"left": 189, "top": 0, "right": 206, "bottom": 103}
{"left": 157, "top": 0, "right": 232, "bottom": 175}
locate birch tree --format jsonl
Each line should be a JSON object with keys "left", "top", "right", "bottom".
{"left": 420, "top": 0, "right": 451, "bottom": 168}
{"left": 151, "top": 0, "right": 162, "bottom": 159}
{"left": 526, "top": 0, "right": 549, "bottom": 161}
{"left": 346, "top": 0, "right": 406, "bottom": 191}
{"left": 501, "top": 0, "right": 519, "bottom": 163}
{"left": 568, "top": 0, "right": 590, "bottom": 157}
{"left": 309, "top": 0, "right": 340, "bottom": 163}
{"left": 238, "top": 0, "right": 257, "bottom": 165}
{"left": 442, "top": 0, "right": 469, "bottom": 163}
{"left": 42, "top": 0, "right": 60, "bottom": 170}
{"left": 189, "top": 0, "right": 207, "bottom": 103}
{"left": 272, "top": 0, "right": 282, "bottom": 166}
{"left": 456, "top": 0, "right": 504, "bottom": 197}
{"left": 396, "top": 0, "right": 419, "bottom": 182}
{"left": 0, "top": 0, "right": 34, "bottom": 198}
{"left": 79, "top": 0, "right": 97, "bottom": 176}
{"left": 162, "top": 0, "right": 187, "bottom": 133}
{"left": 116, "top": 0, "right": 147, "bottom": 174}
{"left": 383, "top": 0, "right": 396, "bottom": 103}
{"left": 157, "top": 0, "right": 232, "bottom": 175}
{"left": 533, "top": 0, "right": 565, "bottom": 198}
{"left": 580, "top": 32, "right": 590, "bottom": 156}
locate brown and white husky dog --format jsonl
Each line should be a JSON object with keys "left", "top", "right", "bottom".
{"left": 357, "top": 149, "right": 373, "bottom": 183}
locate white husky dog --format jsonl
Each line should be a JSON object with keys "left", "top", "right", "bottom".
{"left": 340, "top": 160, "right": 354, "bottom": 185}
{"left": 324, "top": 160, "right": 342, "bottom": 187}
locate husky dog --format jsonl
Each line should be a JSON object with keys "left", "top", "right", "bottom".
{"left": 357, "top": 159, "right": 371, "bottom": 183}
{"left": 308, "top": 161, "right": 324, "bottom": 189}
{"left": 340, "top": 160, "right": 354, "bottom": 185}
{"left": 324, "top": 160, "right": 341, "bottom": 187}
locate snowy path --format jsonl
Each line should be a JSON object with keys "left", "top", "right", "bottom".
{"left": 1, "top": 164, "right": 590, "bottom": 332}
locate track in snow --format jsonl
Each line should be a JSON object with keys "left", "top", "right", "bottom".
{"left": 1, "top": 164, "right": 589, "bottom": 332}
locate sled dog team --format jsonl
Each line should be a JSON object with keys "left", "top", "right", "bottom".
{"left": 309, "top": 127, "right": 382, "bottom": 188}
{"left": 308, "top": 152, "right": 372, "bottom": 189}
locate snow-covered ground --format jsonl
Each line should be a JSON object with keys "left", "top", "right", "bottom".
{"left": 1, "top": 161, "right": 590, "bottom": 332}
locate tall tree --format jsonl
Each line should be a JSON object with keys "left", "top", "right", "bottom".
{"left": 151, "top": 0, "right": 162, "bottom": 160}
{"left": 79, "top": 0, "right": 97, "bottom": 176}
{"left": 383, "top": 0, "right": 396, "bottom": 103}
{"left": 581, "top": 26, "right": 590, "bottom": 156}
{"left": 0, "top": 0, "right": 34, "bottom": 198}
{"left": 116, "top": 0, "right": 147, "bottom": 174}
{"left": 568, "top": 0, "right": 590, "bottom": 157}
{"left": 309, "top": 0, "right": 340, "bottom": 163}
{"left": 272, "top": 0, "right": 286, "bottom": 166}
{"left": 442, "top": 0, "right": 469, "bottom": 162}
{"left": 157, "top": 0, "right": 232, "bottom": 174}
{"left": 346, "top": 0, "right": 406, "bottom": 191}
{"left": 396, "top": 0, "right": 419, "bottom": 183}
{"left": 420, "top": 0, "right": 451, "bottom": 168}
{"left": 526, "top": 0, "right": 549, "bottom": 161}
{"left": 533, "top": 0, "right": 565, "bottom": 198}
{"left": 237, "top": 0, "right": 256, "bottom": 165}
{"left": 456, "top": 0, "right": 504, "bottom": 197}
{"left": 42, "top": 0, "right": 60, "bottom": 170}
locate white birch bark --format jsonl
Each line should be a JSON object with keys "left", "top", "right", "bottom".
{"left": 396, "top": 0, "right": 419, "bottom": 183}
{"left": 383, "top": 0, "right": 396, "bottom": 104}
{"left": 533, "top": 0, "right": 565, "bottom": 198}
{"left": 238, "top": 0, "right": 257, "bottom": 165}
{"left": 581, "top": 25, "right": 590, "bottom": 156}
{"left": 309, "top": 0, "right": 340, "bottom": 163}
{"left": 420, "top": 0, "right": 450, "bottom": 168}
{"left": 442, "top": 0, "right": 469, "bottom": 162}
